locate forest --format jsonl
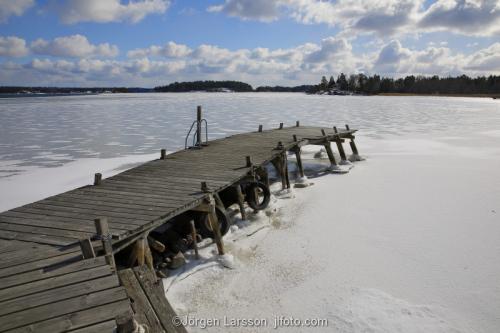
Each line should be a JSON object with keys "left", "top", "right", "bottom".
{"left": 154, "top": 80, "right": 253, "bottom": 92}
{"left": 310, "top": 74, "right": 500, "bottom": 95}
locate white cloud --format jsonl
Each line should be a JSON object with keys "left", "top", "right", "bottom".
{"left": 464, "top": 43, "right": 500, "bottom": 71}
{"left": 0, "top": 0, "right": 34, "bottom": 23}
{"left": 127, "top": 42, "right": 192, "bottom": 58}
{"left": 57, "top": 0, "right": 170, "bottom": 24}
{"left": 208, "top": 0, "right": 500, "bottom": 37}
{"left": 306, "top": 37, "right": 351, "bottom": 63}
{"left": 0, "top": 36, "right": 29, "bottom": 57}
{"left": 2, "top": 38, "right": 500, "bottom": 87}
{"left": 419, "top": 0, "right": 500, "bottom": 36}
{"left": 207, "top": 0, "right": 281, "bottom": 22}
{"left": 31, "top": 34, "right": 119, "bottom": 58}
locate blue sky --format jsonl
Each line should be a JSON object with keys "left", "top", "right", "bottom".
{"left": 1, "top": 0, "right": 500, "bottom": 87}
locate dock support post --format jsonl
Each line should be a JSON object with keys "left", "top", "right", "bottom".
{"left": 294, "top": 148, "right": 305, "bottom": 178}
{"left": 345, "top": 124, "right": 360, "bottom": 156}
{"left": 324, "top": 143, "right": 338, "bottom": 166}
{"left": 283, "top": 152, "right": 290, "bottom": 189}
{"left": 160, "top": 149, "right": 166, "bottom": 160}
{"left": 296, "top": 121, "right": 300, "bottom": 127}
{"left": 94, "top": 173, "right": 102, "bottom": 185}
{"left": 279, "top": 122, "right": 283, "bottom": 129}
{"left": 189, "top": 220, "right": 199, "bottom": 259}
{"left": 256, "top": 166, "right": 270, "bottom": 189}
{"left": 235, "top": 184, "right": 247, "bottom": 220}
{"left": 335, "top": 139, "right": 348, "bottom": 162}
{"left": 79, "top": 238, "right": 95, "bottom": 259}
{"left": 94, "top": 217, "right": 115, "bottom": 273}
{"left": 207, "top": 194, "right": 225, "bottom": 255}
{"left": 272, "top": 157, "right": 287, "bottom": 190}
{"left": 258, "top": 125, "right": 263, "bottom": 132}
{"left": 196, "top": 106, "right": 202, "bottom": 147}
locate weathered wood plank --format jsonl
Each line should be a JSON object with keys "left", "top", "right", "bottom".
{"left": 117, "top": 269, "right": 163, "bottom": 333}
{"left": 0, "top": 274, "right": 119, "bottom": 316}
{"left": 7, "top": 300, "right": 131, "bottom": 333}
{"left": 133, "top": 265, "right": 187, "bottom": 333}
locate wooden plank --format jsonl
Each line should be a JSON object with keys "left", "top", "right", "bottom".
{"left": 0, "top": 252, "right": 81, "bottom": 279}
{"left": 0, "top": 222, "right": 92, "bottom": 240}
{"left": 133, "top": 265, "right": 187, "bottom": 333}
{"left": 68, "top": 320, "right": 117, "bottom": 333}
{"left": 118, "top": 269, "right": 163, "bottom": 333}
{"left": 0, "top": 229, "right": 76, "bottom": 246}
{"left": 0, "top": 256, "right": 106, "bottom": 290}
{"left": 0, "top": 264, "right": 113, "bottom": 302}
{"left": 7, "top": 299, "right": 131, "bottom": 333}
{"left": 0, "top": 274, "right": 119, "bottom": 316}
{"left": 0, "top": 212, "right": 136, "bottom": 232}
{"left": 0, "top": 287, "right": 127, "bottom": 331}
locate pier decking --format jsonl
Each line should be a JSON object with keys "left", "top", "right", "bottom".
{"left": 0, "top": 123, "right": 359, "bottom": 332}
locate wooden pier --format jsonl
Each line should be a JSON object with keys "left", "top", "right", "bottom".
{"left": 0, "top": 112, "right": 361, "bottom": 332}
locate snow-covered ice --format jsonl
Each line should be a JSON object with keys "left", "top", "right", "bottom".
{"left": 1, "top": 93, "right": 499, "bottom": 332}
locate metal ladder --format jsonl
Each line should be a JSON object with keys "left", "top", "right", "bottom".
{"left": 184, "top": 106, "right": 208, "bottom": 149}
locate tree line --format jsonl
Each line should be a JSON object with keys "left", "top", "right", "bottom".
{"left": 310, "top": 74, "right": 500, "bottom": 95}
{"left": 154, "top": 80, "right": 253, "bottom": 92}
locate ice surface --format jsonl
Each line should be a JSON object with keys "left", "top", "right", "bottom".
{"left": 1, "top": 93, "right": 500, "bottom": 332}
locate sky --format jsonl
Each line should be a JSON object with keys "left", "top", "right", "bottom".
{"left": 0, "top": 0, "right": 499, "bottom": 87}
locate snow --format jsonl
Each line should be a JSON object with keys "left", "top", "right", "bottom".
{"left": 1, "top": 93, "right": 499, "bottom": 332}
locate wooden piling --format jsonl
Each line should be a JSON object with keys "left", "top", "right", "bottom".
{"left": 283, "top": 153, "right": 291, "bottom": 189}
{"left": 345, "top": 124, "right": 350, "bottom": 130}
{"left": 350, "top": 139, "right": 359, "bottom": 155}
{"left": 324, "top": 143, "right": 338, "bottom": 166}
{"left": 235, "top": 184, "right": 247, "bottom": 220}
{"left": 189, "top": 220, "right": 199, "bottom": 259}
{"left": 258, "top": 124, "right": 263, "bottom": 132}
{"left": 293, "top": 134, "right": 297, "bottom": 142}
{"left": 279, "top": 122, "right": 284, "bottom": 129}
{"left": 207, "top": 195, "right": 225, "bottom": 255}
{"left": 94, "top": 173, "right": 102, "bottom": 185}
{"left": 294, "top": 148, "right": 305, "bottom": 178}
{"left": 296, "top": 121, "right": 300, "bottom": 127}
{"left": 160, "top": 149, "right": 166, "bottom": 160}
{"left": 94, "top": 217, "right": 115, "bottom": 272}
{"left": 321, "top": 129, "right": 327, "bottom": 136}
{"left": 333, "top": 126, "right": 338, "bottom": 134}
{"left": 201, "top": 181, "right": 209, "bottom": 193}
{"left": 79, "top": 238, "right": 95, "bottom": 259}
{"left": 335, "top": 139, "right": 348, "bottom": 161}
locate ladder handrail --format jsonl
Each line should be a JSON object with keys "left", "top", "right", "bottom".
{"left": 185, "top": 118, "right": 208, "bottom": 149}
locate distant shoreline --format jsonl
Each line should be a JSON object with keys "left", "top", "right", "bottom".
{"left": 378, "top": 93, "right": 500, "bottom": 99}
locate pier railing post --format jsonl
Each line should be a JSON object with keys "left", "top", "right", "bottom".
{"left": 94, "top": 173, "right": 102, "bottom": 185}
{"left": 94, "top": 217, "right": 116, "bottom": 273}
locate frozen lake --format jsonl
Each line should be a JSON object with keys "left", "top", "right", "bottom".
{"left": 1, "top": 92, "right": 498, "bottom": 177}
{"left": 1, "top": 93, "right": 499, "bottom": 332}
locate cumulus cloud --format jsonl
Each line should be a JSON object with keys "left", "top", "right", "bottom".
{"left": 464, "top": 43, "right": 500, "bottom": 71}
{"left": 57, "top": 0, "right": 170, "bottom": 24}
{"left": 306, "top": 37, "right": 351, "bottom": 63}
{"left": 0, "top": 0, "right": 34, "bottom": 23}
{"left": 208, "top": 0, "right": 281, "bottom": 22}
{"left": 208, "top": 0, "right": 500, "bottom": 37}
{"left": 31, "top": 34, "right": 119, "bottom": 58}
{"left": 127, "top": 42, "right": 192, "bottom": 58}
{"left": 418, "top": 0, "right": 500, "bottom": 36}
{"left": 0, "top": 36, "right": 29, "bottom": 57}
{"left": 2, "top": 38, "right": 500, "bottom": 87}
